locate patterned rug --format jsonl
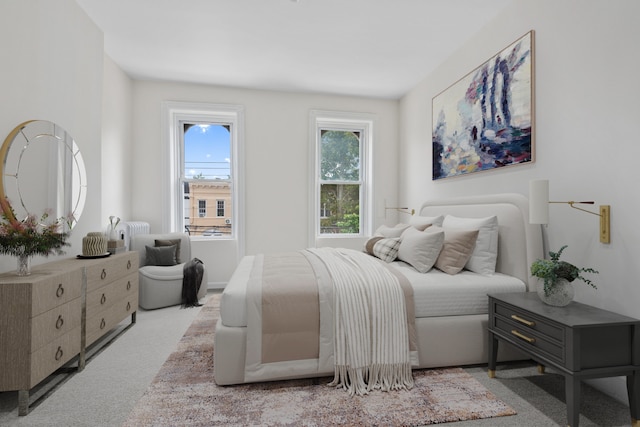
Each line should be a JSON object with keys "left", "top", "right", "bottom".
{"left": 123, "top": 294, "right": 516, "bottom": 426}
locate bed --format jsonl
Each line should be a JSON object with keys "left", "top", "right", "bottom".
{"left": 214, "top": 193, "right": 543, "bottom": 385}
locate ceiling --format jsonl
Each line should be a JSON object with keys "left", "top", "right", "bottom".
{"left": 76, "top": 0, "right": 513, "bottom": 99}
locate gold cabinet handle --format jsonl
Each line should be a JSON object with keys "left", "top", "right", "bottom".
{"left": 126, "top": 301, "right": 131, "bottom": 311}
{"left": 511, "top": 329, "right": 535, "bottom": 343}
{"left": 55, "top": 315, "right": 64, "bottom": 330}
{"left": 126, "top": 281, "right": 131, "bottom": 291}
{"left": 101, "top": 269, "right": 107, "bottom": 280}
{"left": 127, "top": 260, "right": 132, "bottom": 269}
{"left": 100, "top": 293, "right": 107, "bottom": 305}
{"left": 56, "top": 283, "right": 65, "bottom": 298}
{"left": 511, "top": 314, "right": 535, "bottom": 327}
{"left": 55, "top": 346, "right": 64, "bottom": 361}
{"left": 100, "top": 318, "right": 106, "bottom": 330}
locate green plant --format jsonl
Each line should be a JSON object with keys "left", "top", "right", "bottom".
{"left": 0, "top": 198, "right": 71, "bottom": 258}
{"left": 530, "top": 245, "right": 598, "bottom": 297}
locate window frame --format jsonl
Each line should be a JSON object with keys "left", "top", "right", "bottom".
{"left": 309, "top": 110, "right": 374, "bottom": 244}
{"left": 162, "top": 101, "right": 244, "bottom": 249}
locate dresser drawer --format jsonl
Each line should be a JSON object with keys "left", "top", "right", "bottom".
{"left": 86, "top": 292, "right": 138, "bottom": 346}
{"left": 494, "top": 316, "right": 564, "bottom": 362}
{"left": 30, "top": 327, "right": 81, "bottom": 388}
{"left": 31, "top": 269, "right": 82, "bottom": 317}
{"left": 31, "top": 297, "right": 82, "bottom": 352}
{"left": 86, "top": 272, "right": 138, "bottom": 318}
{"left": 494, "top": 301, "right": 564, "bottom": 342}
{"left": 85, "top": 252, "right": 138, "bottom": 293}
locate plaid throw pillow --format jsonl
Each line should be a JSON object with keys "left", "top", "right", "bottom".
{"left": 364, "top": 236, "right": 401, "bottom": 263}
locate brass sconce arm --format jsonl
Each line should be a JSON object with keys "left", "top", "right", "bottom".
{"left": 385, "top": 207, "right": 415, "bottom": 216}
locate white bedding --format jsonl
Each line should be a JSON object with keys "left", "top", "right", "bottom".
{"left": 390, "top": 261, "right": 526, "bottom": 318}
{"left": 220, "top": 254, "right": 526, "bottom": 328}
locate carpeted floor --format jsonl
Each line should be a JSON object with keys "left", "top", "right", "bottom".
{"left": 123, "top": 294, "right": 517, "bottom": 426}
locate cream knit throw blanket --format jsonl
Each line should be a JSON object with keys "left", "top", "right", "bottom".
{"left": 309, "top": 248, "right": 414, "bottom": 396}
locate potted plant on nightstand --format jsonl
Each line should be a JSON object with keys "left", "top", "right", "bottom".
{"left": 530, "top": 245, "right": 598, "bottom": 307}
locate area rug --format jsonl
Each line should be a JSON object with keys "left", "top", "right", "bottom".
{"left": 123, "top": 294, "right": 516, "bottom": 426}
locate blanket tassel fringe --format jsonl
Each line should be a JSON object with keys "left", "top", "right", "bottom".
{"left": 328, "top": 363, "right": 414, "bottom": 396}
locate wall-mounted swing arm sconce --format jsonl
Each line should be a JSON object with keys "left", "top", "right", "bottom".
{"left": 529, "top": 180, "right": 611, "bottom": 244}
{"left": 383, "top": 200, "right": 415, "bottom": 218}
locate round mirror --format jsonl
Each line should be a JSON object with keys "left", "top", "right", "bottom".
{"left": 0, "top": 120, "right": 87, "bottom": 231}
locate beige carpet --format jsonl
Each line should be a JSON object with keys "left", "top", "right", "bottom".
{"left": 123, "top": 294, "right": 516, "bottom": 426}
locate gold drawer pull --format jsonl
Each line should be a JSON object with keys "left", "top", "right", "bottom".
{"left": 100, "top": 293, "right": 107, "bottom": 305}
{"left": 55, "top": 346, "right": 64, "bottom": 361}
{"left": 511, "top": 314, "right": 535, "bottom": 327}
{"left": 100, "top": 318, "right": 106, "bottom": 330}
{"left": 56, "top": 283, "right": 65, "bottom": 298}
{"left": 511, "top": 329, "right": 535, "bottom": 343}
{"left": 126, "top": 281, "right": 131, "bottom": 291}
{"left": 55, "top": 315, "right": 64, "bottom": 330}
{"left": 127, "top": 260, "right": 132, "bottom": 269}
{"left": 126, "top": 301, "right": 131, "bottom": 311}
{"left": 101, "top": 269, "right": 107, "bottom": 280}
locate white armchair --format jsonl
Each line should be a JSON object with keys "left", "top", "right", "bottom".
{"left": 130, "top": 232, "right": 208, "bottom": 309}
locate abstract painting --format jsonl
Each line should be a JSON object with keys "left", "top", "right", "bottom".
{"left": 432, "top": 31, "right": 534, "bottom": 180}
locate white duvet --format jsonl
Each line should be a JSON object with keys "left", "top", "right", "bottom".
{"left": 220, "top": 255, "right": 526, "bottom": 328}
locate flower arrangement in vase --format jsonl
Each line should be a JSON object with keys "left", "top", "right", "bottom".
{"left": 0, "top": 198, "right": 72, "bottom": 275}
{"left": 530, "top": 245, "right": 598, "bottom": 306}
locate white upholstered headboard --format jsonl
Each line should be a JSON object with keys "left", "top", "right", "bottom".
{"left": 418, "top": 193, "right": 543, "bottom": 291}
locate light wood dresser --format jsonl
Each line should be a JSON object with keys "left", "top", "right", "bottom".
{"left": 0, "top": 251, "right": 138, "bottom": 415}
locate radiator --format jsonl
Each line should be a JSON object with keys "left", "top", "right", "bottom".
{"left": 118, "top": 221, "right": 150, "bottom": 250}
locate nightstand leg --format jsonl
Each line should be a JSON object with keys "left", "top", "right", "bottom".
{"left": 488, "top": 332, "right": 498, "bottom": 378}
{"left": 537, "top": 364, "right": 545, "bottom": 374}
{"left": 565, "top": 375, "right": 580, "bottom": 427}
{"left": 627, "top": 371, "right": 640, "bottom": 423}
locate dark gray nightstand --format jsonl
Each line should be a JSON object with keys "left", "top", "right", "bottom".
{"left": 488, "top": 292, "right": 640, "bottom": 427}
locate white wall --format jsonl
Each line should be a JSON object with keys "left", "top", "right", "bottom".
{"left": 132, "top": 81, "right": 399, "bottom": 286}
{"left": 101, "top": 55, "right": 134, "bottom": 226}
{"left": 0, "top": 0, "right": 104, "bottom": 272}
{"left": 399, "top": 0, "right": 640, "bottom": 403}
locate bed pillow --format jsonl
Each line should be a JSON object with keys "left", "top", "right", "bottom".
{"left": 397, "top": 227, "right": 444, "bottom": 273}
{"left": 374, "top": 223, "right": 411, "bottom": 238}
{"left": 145, "top": 244, "right": 178, "bottom": 266}
{"left": 431, "top": 227, "right": 480, "bottom": 275}
{"left": 364, "top": 236, "right": 401, "bottom": 263}
{"left": 409, "top": 214, "right": 444, "bottom": 231}
{"left": 442, "top": 215, "right": 498, "bottom": 275}
{"left": 155, "top": 238, "right": 182, "bottom": 262}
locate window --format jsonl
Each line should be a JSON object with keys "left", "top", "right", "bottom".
{"left": 310, "top": 111, "right": 373, "bottom": 241}
{"left": 216, "top": 200, "right": 225, "bottom": 217}
{"left": 163, "top": 102, "right": 244, "bottom": 243}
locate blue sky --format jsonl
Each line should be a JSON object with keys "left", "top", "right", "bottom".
{"left": 184, "top": 124, "right": 231, "bottom": 179}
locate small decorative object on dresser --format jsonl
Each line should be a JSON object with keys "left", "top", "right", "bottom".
{"left": 530, "top": 245, "right": 598, "bottom": 307}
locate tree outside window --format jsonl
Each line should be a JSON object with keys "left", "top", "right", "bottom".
{"left": 319, "top": 130, "right": 361, "bottom": 234}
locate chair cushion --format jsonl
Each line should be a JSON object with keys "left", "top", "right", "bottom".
{"left": 139, "top": 264, "right": 185, "bottom": 280}
{"left": 154, "top": 238, "right": 182, "bottom": 261}
{"left": 145, "top": 244, "right": 178, "bottom": 266}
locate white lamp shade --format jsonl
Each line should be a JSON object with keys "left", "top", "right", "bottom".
{"left": 529, "top": 180, "right": 549, "bottom": 224}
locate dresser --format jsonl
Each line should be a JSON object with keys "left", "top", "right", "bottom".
{"left": 0, "top": 251, "right": 138, "bottom": 415}
{"left": 488, "top": 292, "right": 640, "bottom": 427}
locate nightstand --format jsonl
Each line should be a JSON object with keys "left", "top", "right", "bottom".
{"left": 488, "top": 292, "right": 640, "bottom": 427}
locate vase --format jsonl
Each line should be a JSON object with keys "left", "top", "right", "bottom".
{"left": 16, "top": 254, "right": 31, "bottom": 276}
{"left": 536, "top": 278, "right": 574, "bottom": 307}
{"left": 108, "top": 227, "right": 118, "bottom": 241}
